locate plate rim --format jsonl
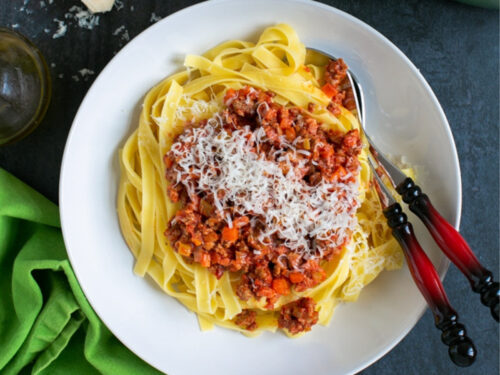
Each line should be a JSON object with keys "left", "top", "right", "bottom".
{"left": 59, "top": 0, "right": 461, "bottom": 373}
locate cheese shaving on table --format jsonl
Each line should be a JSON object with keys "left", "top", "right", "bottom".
{"left": 169, "top": 117, "right": 360, "bottom": 259}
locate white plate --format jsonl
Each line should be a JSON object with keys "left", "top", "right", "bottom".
{"left": 60, "top": 1, "right": 461, "bottom": 374}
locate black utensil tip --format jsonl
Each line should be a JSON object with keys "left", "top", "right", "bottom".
{"left": 449, "top": 338, "right": 476, "bottom": 367}
{"left": 437, "top": 314, "right": 476, "bottom": 367}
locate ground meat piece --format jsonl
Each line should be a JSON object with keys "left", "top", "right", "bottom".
{"left": 342, "top": 129, "right": 362, "bottom": 155}
{"left": 236, "top": 275, "right": 254, "bottom": 301}
{"left": 324, "top": 58, "right": 351, "bottom": 116}
{"left": 234, "top": 309, "right": 258, "bottom": 331}
{"left": 324, "top": 58, "right": 348, "bottom": 88}
{"left": 167, "top": 185, "right": 180, "bottom": 203}
{"left": 225, "top": 86, "right": 259, "bottom": 117}
{"left": 278, "top": 297, "right": 319, "bottom": 334}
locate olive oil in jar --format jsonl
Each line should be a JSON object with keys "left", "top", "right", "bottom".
{"left": 0, "top": 28, "right": 51, "bottom": 145}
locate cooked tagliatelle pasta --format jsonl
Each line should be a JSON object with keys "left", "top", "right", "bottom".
{"left": 117, "top": 24, "right": 411, "bottom": 337}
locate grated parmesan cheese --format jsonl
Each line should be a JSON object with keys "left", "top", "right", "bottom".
{"left": 114, "top": 0, "right": 124, "bottom": 11}
{"left": 113, "top": 25, "right": 125, "bottom": 35}
{"left": 113, "top": 25, "right": 130, "bottom": 42}
{"left": 153, "top": 95, "right": 219, "bottom": 125}
{"left": 150, "top": 12, "right": 162, "bottom": 23}
{"left": 65, "top": 6, "right": 100, "bottom": 30}
{"left": 52, "top": 19, "right": 67, "bottom": 39}
{"left": 78, "top": 68, "right": 95, "bottom": 78}
{"left": 169, "top": 117, "right": 360, "bottom": 258}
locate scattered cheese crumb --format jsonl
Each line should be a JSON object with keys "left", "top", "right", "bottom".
{"left": 12, "top": 24, "right": 19, "bottom": 28}
{"left": 44, "top": 28, "right": 50, "bottom": 33}
{"left": 20, "top": 0, "right": 29, "bottom": 11}
{"left": 78, "top": 68, "right": 95, "bottom": 77}
{"left": 65, "top": 6, "right": 100, "bottom": 30}
{"left": 114, "top": 0, "right": 124, "bottom": 11}
{"left": 58, "top": 73, "right": 64, "bottom": 79}
{"left": 113, "top": 25, "right": 130, "bottom": 42}
{"left": 113, "top": 25, "right": 125, "bottom": 35}
{"left": 130, "top": 5, "right": 134, "bottom": 11}
{"left": 121, "top": 30, "right": 129, "bottom": 41}
{"left": 50, "top": 62, "right": 56, "bottom": 68}
{"left": 52, "top": 19, "right": 67, "bottom": 39}
{"left": 40, "top": 1, "right": 45, "bottom": 8}
{"left": 150, "top": 13, "right": 162, "bottom": 23}
{"left": 72, "top": 75, "right": 80, "bottom": 82}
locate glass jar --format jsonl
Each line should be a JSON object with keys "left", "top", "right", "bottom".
{"left": 0, "top": 28, "right": 51, "bottom": 145}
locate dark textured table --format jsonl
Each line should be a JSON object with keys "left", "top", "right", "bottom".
{"left": 1, "top": 0, "right": 498, "bottom": 374}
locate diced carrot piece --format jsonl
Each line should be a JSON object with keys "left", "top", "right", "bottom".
{"left": 222, "top": 226, "right": 239, "bottom": 242}
{"left": 203, "top": 231, "right": 219, "bottom": 243}
{"left": 163, "top": 155, "right": 174, "bottom": 168}
{"left": 272, "top": 278, "right": 290, "bottom": 295}
{"left": 321, "top": 83, "right": 337, "bottom": 99}
{"left": 289, "top": 272, "right": 305, "bottom": 284}
{"left": 280, "top": 117, "right": 292, "bottom": 129}
{"left": 224, "top": 88, "right": 236, "bottom": 104}
{"left": 303, "top": 65, "right": 311, "bottom": 73}
{"left": 177, "top": 242, "right": 192, "bottom": 257}
{"left": 200, "top": 252, "right": 211, "bottom": 268}
{"left": 285, "top": 127, "right": 296, "bottom": 142}
{"left": 332, "top": 166, "right": 347, "bottom": 180}
{"left": 191, "top": 232, "right": 203, "bottom": 246}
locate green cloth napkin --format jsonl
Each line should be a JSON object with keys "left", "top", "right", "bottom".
{"left": 0, "top": 168, "right": 162, "bottom": 375}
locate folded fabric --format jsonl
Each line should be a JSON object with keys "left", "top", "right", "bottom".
{"left": 0, "top": 168, "right": 162, "bottom": 375}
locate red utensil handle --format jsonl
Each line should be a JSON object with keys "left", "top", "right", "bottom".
{"left": 384, "top": 203, "right": 476, "bottom": 367}
{"left": 397, "top": 178, "right": 499, "bottom": 321}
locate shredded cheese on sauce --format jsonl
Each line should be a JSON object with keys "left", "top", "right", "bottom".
{"left": 169, "top": 116, "right": 360, "bottom": 259}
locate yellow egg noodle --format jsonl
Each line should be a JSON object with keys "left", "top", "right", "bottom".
{"left": 117, "top": 24, "right": 409, "bottom": 337}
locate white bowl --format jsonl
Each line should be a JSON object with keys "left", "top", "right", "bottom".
{"left": 60, "top": 1, "right": 460, "bottom": 374}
